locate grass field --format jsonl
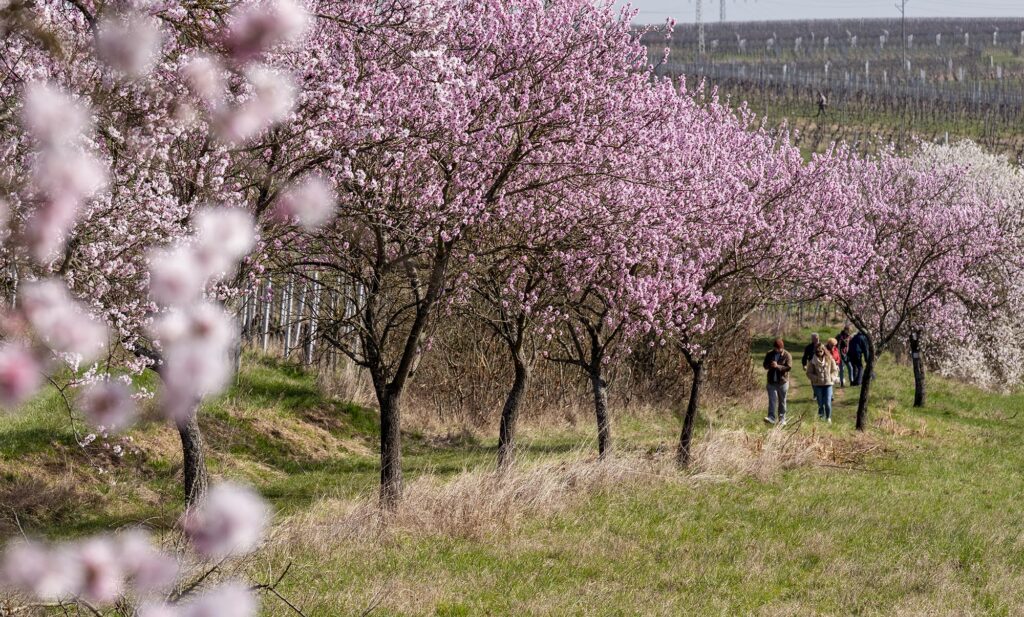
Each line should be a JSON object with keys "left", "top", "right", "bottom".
{"left": 2, "top": 333, "right": 1023, "bottom": 615}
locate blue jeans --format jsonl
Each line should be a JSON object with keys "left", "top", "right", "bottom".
{"left": 767, "top": 382, "right": 788, "bottom": 421}
{"left": 813, "top": 385, "right": 833, "bottom": 420}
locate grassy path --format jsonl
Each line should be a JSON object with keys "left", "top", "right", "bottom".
{"left": 267, "top": 349, "right": 1024, "bottom": 615}
{"left": 2, "top": 344, "right": 1023, "bottom": 615}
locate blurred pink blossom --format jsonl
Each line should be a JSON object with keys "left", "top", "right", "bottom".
{"left": 21, "top": 83, "right": 90, "bottom": 146}
{"left": 273, "top": 175, "right": 337, "bottom": 229}
{"left": 78, "top": 381, "right": 137, "bottom": 432}
{"left": 0, "top": 541, "right": 82, "bottom": 600}
{"left": 181, "top": 483, "right": 269, "bottom": 559}
{"left": 96, "top": 13, "right": 164, "bottom": 78}
{"left": 193, "top": 207, "right": 256, "bottom": 280}
{"left": 148, "top": 246, "right": 205, "bottom": 307}
{"left": 117, "top": 530, "right": 179, "bottom": 595}
{"left": 74, "top": 537, "right": 124, "bottom": 604}
{"left": 21, "top": 280, "right": 108, "bottom": 362}
{"left": 181, "top": 55, "right": 226, "bottom": 107}
{"left": 0, "top": 344, "right": 43, "bottom": 408}
{"left": 224, "top": 0, "right": 308, "bottom": 62}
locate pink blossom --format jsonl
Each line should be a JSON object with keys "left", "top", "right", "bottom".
{"left": 24, "top": 149, "right": 107, "bottom": 262}
{"left": 21, "top": 280, "right": 108, "bottom": 362}
{"left": 181, "top": 56, "right": 226, "bottom": 107}
{"left": 0, "top": 541, "right": 82, "bottom": 601}
{"left": 0, "top": 344, "right": 43, "bottom": 408}
{"left": 224, "top": 0, "right": 309, "bottom": 62}
{"left": 73, "top": 537, "right": 124, "bottom": 604}
{"left": 151, "top": 302, "right": 237, "bottom": 350}
{"left": 139, "top": 604, "right": 183, "bottom": 617}
{"left": 160, "top": 343, "right": 231, "bottom": 422}
{"left": 117, "top": 530, "right": 179, "bottom": 595}
{"left": 273, "top": 175, "right": 337, "bottom": 229}
{"left": 96, "top": 13, "right": 164, "bottom": 78}
{"left": 181, "top": 483, "right": 270, "bottom": 559}
{"left": 215, "top": 66, "right": 294, "bottom": 144}
{"left": 139, "top": 582, "right": 259, "bottom": 617}
{"left": 181, "top": 581, "right": 258, "bottom": 617}
{"left": 193, "top": 207, "right": 256, "bottom": 280}
{"left": 148, "top": 246, "right": 205, "bottom": 307}
{"left": 32, "top": 149, "right": 107, "bottom": 203}
{"left": 78, "top": 381, "right": 137, "bottom": 432}
{"left": 21, "top": 83, "right": 90, "bottom": 146}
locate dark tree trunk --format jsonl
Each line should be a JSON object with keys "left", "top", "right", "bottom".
{"left": 677, "top": 359, "right": 705, "bottom": 468}
{"left": 497, "top": 352, "right": 530, "bottom": 471}
{"left": 909, "top": 333, "right": 926, "bottom": 408}
{"left": 855, "top": 334, "right": 877, "bottom": 431}
{"left": 378, "top": 387, "right": 403, "bottom": 510}
{"left": 856, "top": 356, "right": 875, "bottom": 431}
{"left": 589, "top": 368, "right": 611, "bottom": 458}
{"left": 178, "top": 411, "right": 209, "bottom": 506}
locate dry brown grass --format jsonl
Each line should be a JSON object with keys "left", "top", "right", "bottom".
{"left": 274, "top": 421, "right": 878, "bottom": 557}
{"left": 315, "top": 361, "right": 375, "bottom": 410}
{"left": 873, "top": 402, "right": 928, "bottom": 438}
{"left": 278, "top": 451, "right": 680, "bottom": 548}
{"left": 689, "top": 428, "right": 817, "bottom": 481}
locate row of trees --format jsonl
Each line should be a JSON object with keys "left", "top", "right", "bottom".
{"left": 2, "top": 0, "right": 1023, "bottom": 559}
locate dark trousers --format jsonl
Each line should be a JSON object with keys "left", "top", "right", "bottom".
{"left": 850, "top": 357, "right": 864, "bottom": 385}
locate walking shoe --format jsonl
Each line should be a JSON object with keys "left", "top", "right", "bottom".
{"left": 827, "top": 418, "right": 832, "bottom": 424}
{"left": 764, "top": 416, "right": 776, "bottom": 425}
{"left": 779, "top": 417, "right": 787, "bottom": 426}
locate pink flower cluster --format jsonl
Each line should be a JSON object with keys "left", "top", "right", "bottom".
{"left": 22, "top": 279, "right": 108, "bottom": 363}
{"left": 20, "top": 83, "right": 107, "bottom": 263}
{"left": 149, "top": 209, "right": 255, "bottom": 422}
{"left": 1, "top": 530, "right": 176, "bottom": 604}
{"left": 0, "top": 482, "right": 268, "bottom": 613}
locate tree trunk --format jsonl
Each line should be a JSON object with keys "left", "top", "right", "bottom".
{"left": 305, "top": 272, "right": 320, "bottom": 366}
{"left": 910, "top": 333, "right": 926, "bottom": 408}
{"left": 856, "top": 356, "right": 874, "bottom": 431}
{"left": 178, "top": 410, "right": 209, "bottom": 506}
{"left": 283, "top": 276, "right": 294, "bottom": 358}
{"left": 677, "top": 359, "right": 705, "bottom": 468}
{"left": 261, "top": 280, "right": 272, "bottom": 353}
{"left": 497, "top": 352, "right": 530, "bottom": 471}
{"left": 589, "top": 369, "right": 611, "bottom": 458}
{"left": 378, "top": 387, "right": 403, "bottom": 511}
{"left": 855, "top": 334, "right": 877, "bottom": 431}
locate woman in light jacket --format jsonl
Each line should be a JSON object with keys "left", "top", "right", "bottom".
{"left": 806, "top": 343, "right": 838, "bottom": 422}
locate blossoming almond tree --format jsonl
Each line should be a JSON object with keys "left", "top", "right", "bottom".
{"left": 906, "top": 141, "right": 1024, "bottom": 398}
{"left": 285, "top": 0, "right": 681, "bottom": 504}
{"left": 654, "top": 94, "right": 821, "bottom": 467}
{"left": 0, "top": 0, "right": 329, "bottom": 503}
{"left": 463, "top": 72, "right": 698, "bottom": 468}
{"left": 802, "top": 147, "right": 1005, "bottom": 429}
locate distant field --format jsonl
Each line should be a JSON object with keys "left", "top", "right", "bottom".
{"left": 645, "top": 17, "right": 1024, "bottom": 158}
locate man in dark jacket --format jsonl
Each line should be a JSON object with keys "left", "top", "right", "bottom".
{"left": 848, "top": 330, "right": 870, "bottom": 386}
{"left": 801, "top": 333, "right": 820, "bottom": 370}
{"left": 763, "top": 338, "right": 792, "bottom": 425}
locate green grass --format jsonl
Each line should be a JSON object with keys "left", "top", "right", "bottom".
{"left": 3, "top": 341, "right": 1024, "bottom": 615}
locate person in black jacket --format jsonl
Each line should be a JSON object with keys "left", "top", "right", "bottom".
{"left": 763, "top": 338, "right": 793, "bottom": 425}
{"left": 848, "top": 330, "right": 870, "bottom": 386}
{"left": 801, "top": 333, "right": 820, "bottom": 370}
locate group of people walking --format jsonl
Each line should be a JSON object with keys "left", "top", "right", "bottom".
{"left": 761, "top": 327, "right": 871, "bottom": 425}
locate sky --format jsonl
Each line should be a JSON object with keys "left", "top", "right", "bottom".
{"left": 629, "top": 0, "right": 1024, "bottom": 24}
